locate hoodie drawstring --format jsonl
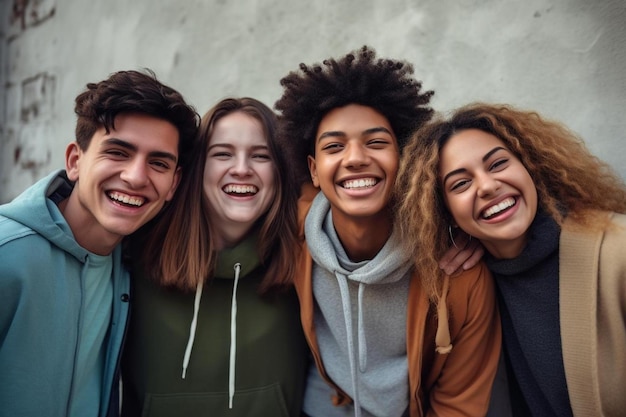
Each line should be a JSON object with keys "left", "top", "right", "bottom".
{"left": 335, "top": 271, "right": 363, "bottom": 417}
{"left": 182, "top": 280, "right": 204, "bottom": 379}
{"left": 228, "top": 263, "right": 242, "bottom": 409}
{"left": 357, "top": 284, "right": 367, "bottom": 373}
{"left": 180, "top": 263, "right": 243, "bottom": 410}
{"left": 435, "top": 275, "right": 453, "bottom": 354}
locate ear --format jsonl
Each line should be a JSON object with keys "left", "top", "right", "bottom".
{"left": 165, "top": 166, "right": 182, "bottom": 202}
{"left": 65, "top": 142, "right": 82, "bottom": 181}
{"left": 307, "top": 155, "right": 320, "bottom": 188}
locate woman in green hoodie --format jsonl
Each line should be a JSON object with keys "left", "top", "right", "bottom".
{"left": 121, "top": 97, "right": 308, "bottom": 417}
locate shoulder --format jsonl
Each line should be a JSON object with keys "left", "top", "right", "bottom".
{"left": 562, "top": 211, "right": 626, "bottom": 249}
{"left": 0, "top": 222, "right": 55, "bottom": 293}
{"left": 0, "top": 215, "right": 37, "bottom": 245}
{"left": 298, "top": 183, "right": 319, "bottom": 213}
{"left": 297, "top": 182, "right": 320, "bottom": 232}
{"left": 445, "top": 262, "right": 496, "bottom": 320}
{"left": 448, "top": 262, "right": 494, "bottom": 295}
{"left": 607, "top": 212, "right": 626, "bottom": 228}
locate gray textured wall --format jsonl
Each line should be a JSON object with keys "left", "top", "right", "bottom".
{"left": 1, "top": 0, "right": 625, "bottom": 203}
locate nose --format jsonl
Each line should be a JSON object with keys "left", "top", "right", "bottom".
{"left": 230, "top": 154, "right": 253, "bottom": 177}
{"left": 120, "top": 158, "right": 149, "bottom": 188}
{"left": 343, "top": 142, "right": 370, "bottom": 168}
{"left": 476, "top": 172, "right": 500, "bottom": 197}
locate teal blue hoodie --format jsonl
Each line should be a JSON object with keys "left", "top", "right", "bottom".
{"left": 0, "top": 170, "right": 130, "bottom": 417}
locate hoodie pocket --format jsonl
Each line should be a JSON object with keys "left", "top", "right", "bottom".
{"left": 141, "top": 382, "right": 290, "bottom": 417}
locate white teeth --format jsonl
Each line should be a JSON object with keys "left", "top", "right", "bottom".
{"left": 224, "top": 184, "right": 258, "bottom": 194}
{"left": 483, "top": 197, "right": 515, "bottom": 218}
{"left": 108, "top": 192, "right": 144, "bottom": 207}
{"left": 343, "top": 178, "right": 377, "bottom": 189}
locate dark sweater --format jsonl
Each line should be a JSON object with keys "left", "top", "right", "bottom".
{"left": 485, "top": 212, "right": 573, "bottom": 417}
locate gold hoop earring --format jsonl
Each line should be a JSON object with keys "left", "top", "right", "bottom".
{"left": 448, "top": 225, "right": 458, "bottom": 249}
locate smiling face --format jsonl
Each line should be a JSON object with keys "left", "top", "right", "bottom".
{"left": 439, "top": 128, "right": 538, "bottom": 258}
{"left": 203, "top": 111, "right": 276, "bottom": 248}
{"left": 63, "top": 113, "right": 181, "bottom": 255}
{"left": 308, "top": 104, "right": 399, "bottom": 226}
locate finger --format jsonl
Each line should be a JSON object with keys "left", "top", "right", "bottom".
{"left": 462, "top": 242, "right": 484, "bottom": 270}
{"left": 440, "top": 249, "right": 472, "bottom": 275}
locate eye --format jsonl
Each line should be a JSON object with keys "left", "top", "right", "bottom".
{"left": 211, "top": 151, "right": 232, "bottom": 160}
{"left": 450, "top": 178, "right": 471, "bottom": 192}
{"left": 150, "top": 160, "right": 171, "bottom": 170}
{"left": 252, "top": 153, "right": 272, "bottom": 161}
{"left": 105, "top": 149, "right": 128, "bottom": 158}
{"left": 368, "top": 138, "right": 391, "bottom": 148}
{"left": 321, "top": 142, "right": 343, "bottom": 153}
{"left": 489, "top": 158, "right": 509, "bottom": 172}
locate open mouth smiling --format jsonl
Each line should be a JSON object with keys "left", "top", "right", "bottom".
{"left": 223, "top": 184, "right": 258, "bottom": 196}
{"left": 108, "top": 191, "right": 145, "bottom": 207}
{"left": 481, "top": 197, "right": 516, "bottom": 219}
{"left": 341, "top": 178, "right": 378, "bottom": 190}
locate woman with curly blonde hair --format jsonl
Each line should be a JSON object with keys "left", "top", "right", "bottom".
{"left": 397, "top": 102, "right": 626, "bottom": 417}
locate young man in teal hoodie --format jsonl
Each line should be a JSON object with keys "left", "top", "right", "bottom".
{"left": 0, "top": 70, "right": 198, "bottom": 417}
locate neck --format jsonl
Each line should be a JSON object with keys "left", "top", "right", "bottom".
{"left": 332, "top": 208, "right": 393, "bottom": 262}
{"left": 58, "top": 196, "right": 119, "bottom": 256}
{"left": 212, "top": 223, "right": 253, "bottom": 251}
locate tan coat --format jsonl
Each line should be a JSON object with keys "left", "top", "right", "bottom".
{"left": 560, "top": 212, "right": 626, "bottom": 417}
{"left": 294, "top": 184, "right": 502, "bottom": 417}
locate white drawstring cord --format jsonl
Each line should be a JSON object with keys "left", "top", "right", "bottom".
{"left": 182, "top": 280, "right": 204, "bottom": 379}
{"left": 228, "top": 263, "right": 242, "bottom": 409}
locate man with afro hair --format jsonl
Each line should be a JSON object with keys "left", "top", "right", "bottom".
{"left": 274, "top": 46, "right": 502, "bottom": 417}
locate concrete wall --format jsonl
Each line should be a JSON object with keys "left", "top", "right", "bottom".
{"left": 1, "top": 0, "right": 625, "bottom": 203}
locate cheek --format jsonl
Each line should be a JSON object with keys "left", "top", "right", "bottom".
{"left": 445, "top": 194, "right": 473, "bottom": 223}
{"left": 264, "top": 168, "right": 278, "bottom": 201}
{"left": 387, "top": 159, "right": 399, "bottom": 181}
{"left": 264, "top": 165, "right": 276, "bottom": 186}
{"left": 527, "top": 177, "right": 539, "bottom": 214}
{"left": 203, "top": 164, "right": 220, "bottom": 188}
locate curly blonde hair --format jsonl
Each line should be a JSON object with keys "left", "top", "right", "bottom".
{"left": 396, "top": 102, "right": 626, "bottom": 300}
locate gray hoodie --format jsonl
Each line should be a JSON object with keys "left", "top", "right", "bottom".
{"left": 302, "top": 192, "right": 412, "bottom": 417}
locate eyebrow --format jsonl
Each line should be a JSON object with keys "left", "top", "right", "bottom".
{"left": 103, "top": 138, "right": 178, "bottom": 163}
{"left": 317, "top": 126, "right": 393, "bottom": 142}
{"left": 207, "top": 143, "right": 270, "bottom": 151}
{"left": 442, "top": 146, "right": 507, "bottom": 184}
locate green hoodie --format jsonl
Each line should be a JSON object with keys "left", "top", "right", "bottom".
{"left": 121, "top": 232, "right": 308, "bottom": 417}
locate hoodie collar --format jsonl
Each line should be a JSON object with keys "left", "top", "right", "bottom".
{"left": 0, "top": 170, "right": 90, "bottom": 263}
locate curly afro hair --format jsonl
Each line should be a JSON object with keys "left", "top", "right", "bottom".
{"left": 275, "top": 45, "right": 434, "bottom": 184}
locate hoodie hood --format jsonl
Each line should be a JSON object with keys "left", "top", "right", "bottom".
{"left": 0, "top": 170, "right": 88, "bottom": 263}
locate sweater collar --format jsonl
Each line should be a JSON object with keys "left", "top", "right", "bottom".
{"left": 485, "top": 210, "right": 561, "bottom": 275}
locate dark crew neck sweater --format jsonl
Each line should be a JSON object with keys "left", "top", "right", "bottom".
{"left": 485, "top": 212, "right": 573, "bottom": 417}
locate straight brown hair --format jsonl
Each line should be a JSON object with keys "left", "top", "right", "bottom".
{"left": 131, "top": 97, "right": 299, "bottom": 294}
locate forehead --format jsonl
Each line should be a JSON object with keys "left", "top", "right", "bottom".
{"left": 210, "top": 111, "right": 267, "bottom": 145}
{"left": 317, "top": 104, "right": 395, "bottom": 136}
{"left": 442, "top": 129, "right": 506, "bottom": 158}
{"left": 95, "top": 113, "right": 180, "bottom": 151}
